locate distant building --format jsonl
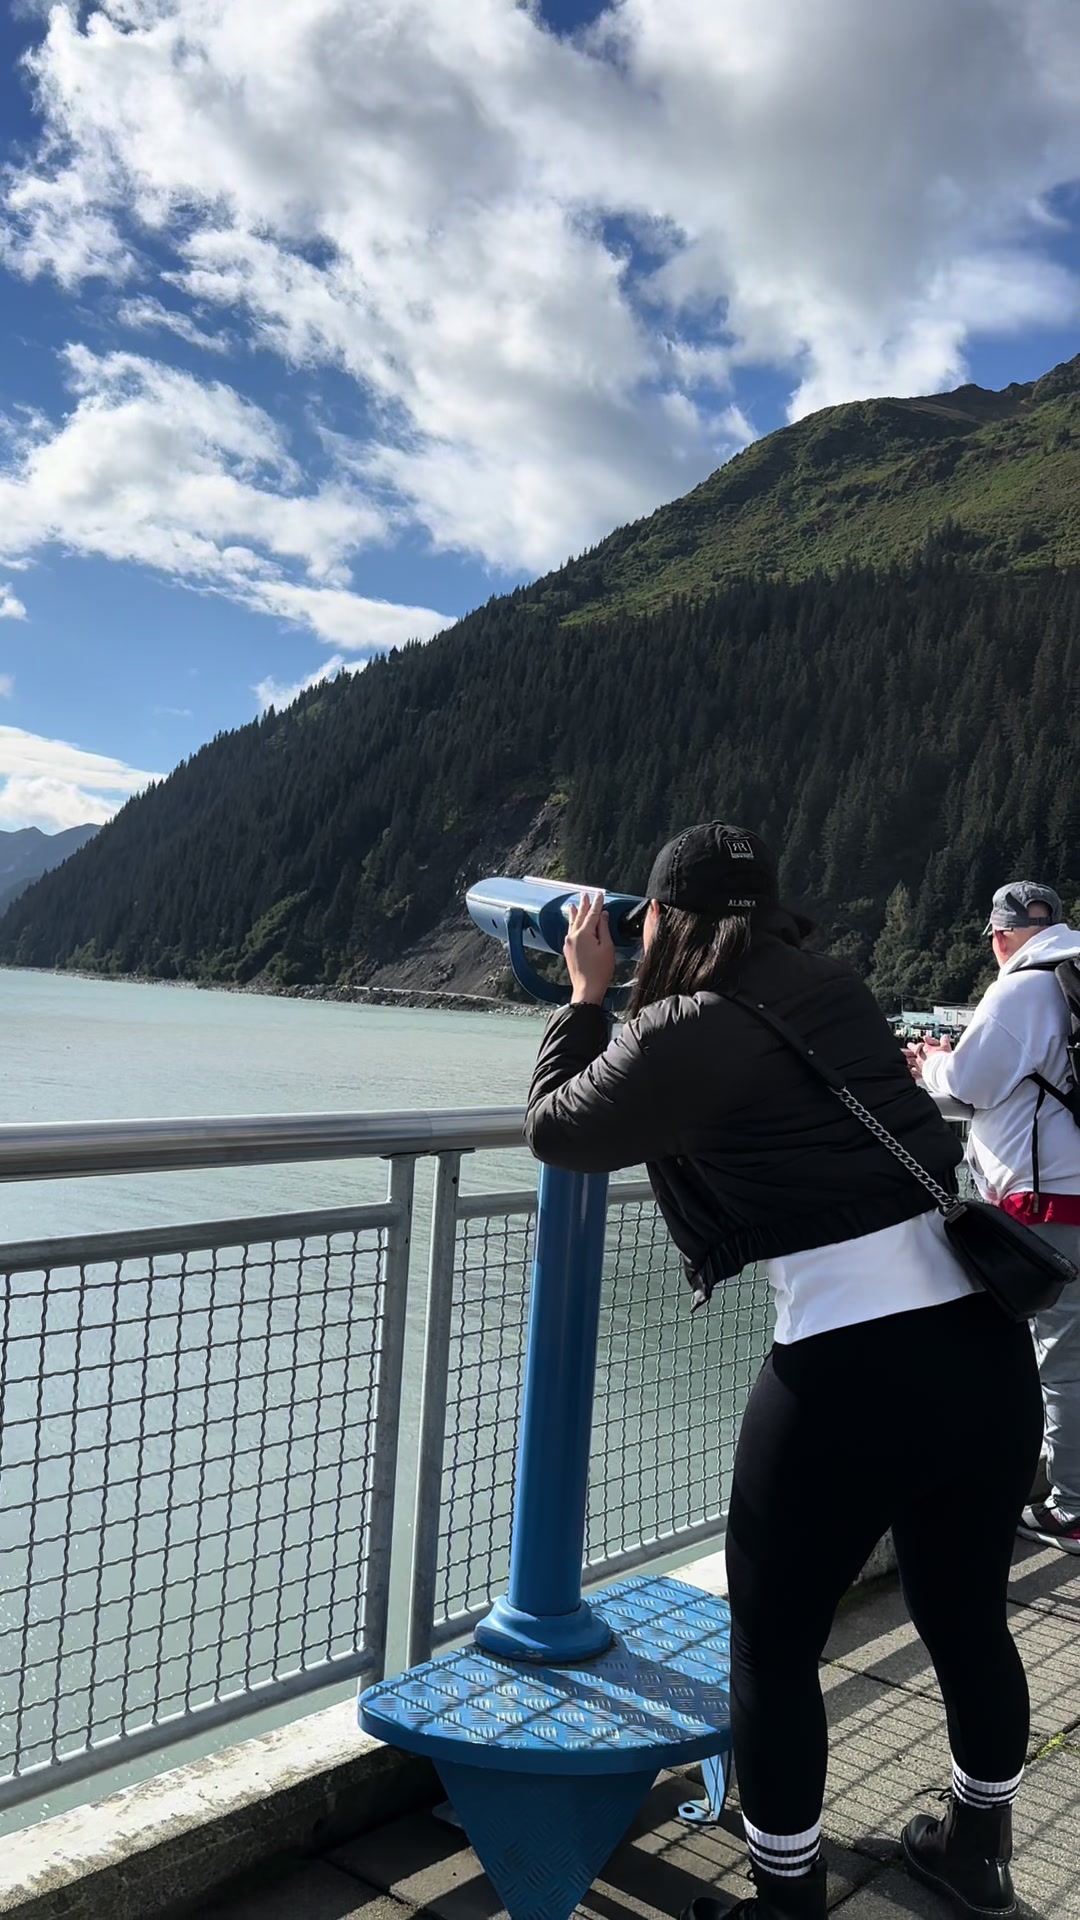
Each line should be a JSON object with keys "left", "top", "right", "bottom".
{"left": 889, "top": 1004, "right": 977, "bottom": 1037}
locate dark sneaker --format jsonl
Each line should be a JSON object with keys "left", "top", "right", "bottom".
{"left": 1017, "top": 1501, "right": 1080, "bottom": 1553}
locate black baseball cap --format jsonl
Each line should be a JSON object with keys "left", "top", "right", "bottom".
{"left": 622, "top": 822, "right": 778, "bottom": 936}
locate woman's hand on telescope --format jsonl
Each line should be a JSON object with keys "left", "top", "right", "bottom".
{"left": 564, "top": 893, "right": 616, "bottom": 1007}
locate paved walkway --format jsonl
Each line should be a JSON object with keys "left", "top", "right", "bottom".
{"left": 205, "top": 1538, "right": 1080, "bottom": 1919}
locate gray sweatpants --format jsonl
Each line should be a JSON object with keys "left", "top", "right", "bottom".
{"left": 1032, "top": 1223, "right": 1080, "bottom": 1515}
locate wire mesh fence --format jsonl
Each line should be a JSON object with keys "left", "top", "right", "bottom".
{"left": 588, "top": 1199, "right": 773, "bottom": 1575}
{"left": 429, "top": 1187, "right": 774, "bottom": 1643}
{"left": 434, "top": 1208, "right": 533, "bottom": 1631}
{"left": 0, "top": 1207, "right": 400, "bottom": 1809}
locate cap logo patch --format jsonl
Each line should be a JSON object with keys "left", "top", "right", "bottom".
{"left": 725, "top": 837, "right": 755, "bottom": 859}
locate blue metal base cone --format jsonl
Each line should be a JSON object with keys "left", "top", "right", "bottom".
{"left": 435, "top": 1757, "right": 656, "bottom": 1920}
{"left": 474, "top": 1591, "right": 612, "bottom": 1664}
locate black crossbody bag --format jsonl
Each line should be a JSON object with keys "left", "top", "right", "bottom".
{"left": 730, "top": 992, "right": 1079, "bottom": 1323}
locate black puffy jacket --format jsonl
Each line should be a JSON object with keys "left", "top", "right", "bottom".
{"left": 525, "top": 909, "right": 963, "bottom": 1305}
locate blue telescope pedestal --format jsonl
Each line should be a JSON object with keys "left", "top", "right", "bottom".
{"left": 359, "top": 937, "right": 732, "bottom": 1917}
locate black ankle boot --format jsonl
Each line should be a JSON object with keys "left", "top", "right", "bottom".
{"left": 901, "top": 1794, "right": 1016, "bottom": 1915}
{"left": 681, "top": 1857, "right": 828, "bottom": 1919}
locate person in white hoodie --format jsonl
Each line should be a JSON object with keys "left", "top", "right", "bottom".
{"left": 909, "top": 881, "right": 1080, "bottom": 1551}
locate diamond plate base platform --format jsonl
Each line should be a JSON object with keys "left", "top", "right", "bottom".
{"left": 359, "top": 1575, "right": 731, "bottom": 1920}
{"left": 360, "top": 1572, "right": 731, "bottom": 1774}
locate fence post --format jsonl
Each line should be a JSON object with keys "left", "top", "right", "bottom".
{"left": 405, "top": 1150, "right": 462, "bottom": 1668}
{"left": 365, "top": 1154, "right": 416, "bottom": 1681}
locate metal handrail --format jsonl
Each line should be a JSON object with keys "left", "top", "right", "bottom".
{"left": 0, "top": 1093, "right": 970, "bottom": 1183}
{"left": 0, "top": 1106, "right": 526, "bottom": 1181}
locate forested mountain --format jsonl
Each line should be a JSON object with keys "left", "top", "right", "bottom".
{"left": 526, "top": 354, "right": 1080, "bottom": 621}
{"left": 0, "top": 823, "right": 99, "bottom": 916}
{"left": 1, "top": 554, "right": 1077, "bottom": 1007}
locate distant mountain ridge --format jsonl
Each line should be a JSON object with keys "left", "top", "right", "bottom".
{"left": 0, "top": 824, "right": 99, "bottom": 917}
{"left": 523, "top": 354, "right": 1080, "bottom": 622}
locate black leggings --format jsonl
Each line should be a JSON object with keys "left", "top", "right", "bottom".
{"left": 725, "top": 1292, "right": 1044, "bottom": 1836}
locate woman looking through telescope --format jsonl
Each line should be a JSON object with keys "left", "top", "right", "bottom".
{"left": 525, "top": 821, "right": 1040, "bottom": 1920}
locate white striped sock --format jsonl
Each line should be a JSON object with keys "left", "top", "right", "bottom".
{"left": 743, "top": 1816, "right": 821, "bottom": 1878}
{"left": 952, "top": 1761, "right": 1024, "bottom": 1809}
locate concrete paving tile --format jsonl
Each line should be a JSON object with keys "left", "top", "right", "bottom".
{"left": 1009, "top": 1603, "right": 1080, "bottom": 1745}
{"left": 1008, "top": 1538, "right": 1080, "bottom": 1618}
{"left": 825, "top": 1581, "right": 1080, "bottom": 1748}
{"left": 330, "top": 1807, "right": 502, "bottom": 1919}
{"left": 816, "top": 1667, "right": 951, "bottom": 1862}
{"left": 201, "top": 1858, "right": 412, "bottom": 1919}
{"left": 1010, "top": 1743, "right": 1080, "bottom": 1918}
{"left": 833, "top": 1864, "right": 1041, "bottom": 1918}
{"left": 824, "top": 1581, "right": 926, "bottom": 1688}
{"left": 823, "top": 1864, "right": 955, "bottom": 1916}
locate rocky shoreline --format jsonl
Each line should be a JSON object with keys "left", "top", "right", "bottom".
{"left": 1, "top": 962, "right": 545, "bottom": 1018}
{"left": 266, "top": 981, "right": 545, "bottom": 1017}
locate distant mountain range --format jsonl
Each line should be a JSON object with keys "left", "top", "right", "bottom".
{"left": 0, "top": 824, "right": 100, "bottom": 918}
{"left": 3, "top": 355, "right": 1080, "bottom": 1007}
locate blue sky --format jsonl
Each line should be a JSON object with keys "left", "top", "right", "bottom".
{"left": 0, "top": 0, "right": 1078, "bottom": 830}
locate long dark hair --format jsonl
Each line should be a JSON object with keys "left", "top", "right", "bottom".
{"left": 627, "top": 904, "right": 764, "bottom": 1018}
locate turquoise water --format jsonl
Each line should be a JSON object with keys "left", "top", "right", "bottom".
{"left": 0, "top": 969, "right": 549, "bottom": 1830}
{"left": 1, "top": 969, "right": 543, "bottom": 1242}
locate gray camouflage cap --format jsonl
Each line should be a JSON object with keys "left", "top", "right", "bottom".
{"left": 982, "top": 881, "right": 1063, "bottom": 936}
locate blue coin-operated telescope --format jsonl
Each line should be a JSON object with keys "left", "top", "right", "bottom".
{"left": 359, "top": 869, "right": 732, "bottom": 1920}
{"left": 466, "top": 874, "right": 645, "bottom": 1008}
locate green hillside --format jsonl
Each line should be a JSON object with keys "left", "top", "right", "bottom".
{"left": 527, "top": 355, "right": 1080, "bottom": 622}
{"left": 1, "top": 557, "right": 1078, "bottom": 1009}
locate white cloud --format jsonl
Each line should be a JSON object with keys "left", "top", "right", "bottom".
{"left": 0, "top": 776, "right": 120, "bottom": 832}
{"left": 116, "top": 295, "right": 234, "bottom": 353}
{"left": 254, "top": 653, "right": 349, "bottom": 713}
{"left": 0, "top": 0, "right": 769, "bottom": 571}
{"left": 252, "top": 584, "right": 456, "bottom": 650}
{"left": 0, "top": 0, "right": 1079, "bottom": 585}
{"left": 0, "top": 344, "right": 384, "bottom": 581}
{"left": 0, "top": 725, "right": 160, "bottom": 831}
{"left": 0, "top": 586, "right": 27, "bottom": 620}
{"left": 0, "top": 345, "right": 450, "bottom": 647}
{"left": 0, "top": 676, "right": 13, "bottom": 699}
